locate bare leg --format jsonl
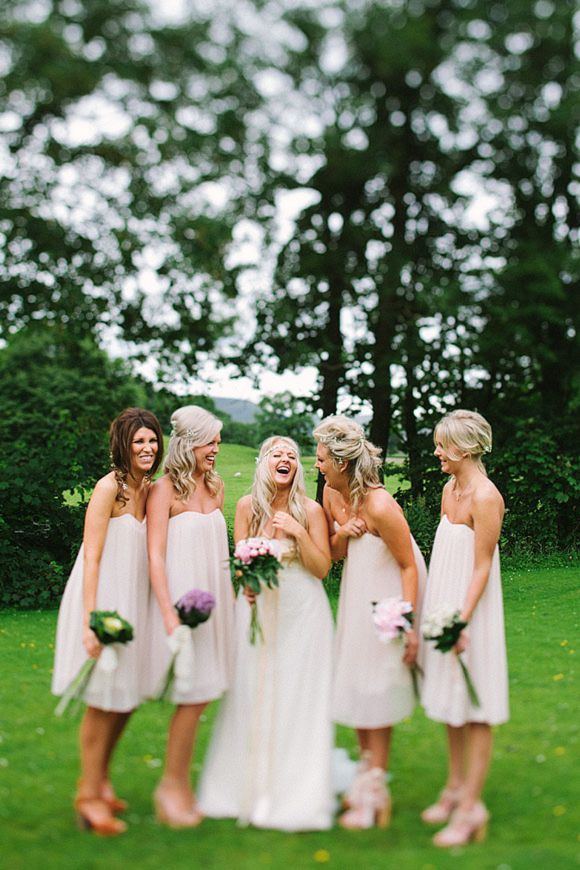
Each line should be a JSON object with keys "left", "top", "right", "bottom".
{"left": 77, "top": 707, "right": 126, "bottom": 833}
{"left": 340, "top": 728, "right": 392, "bottom": 829}
{"left": 101, "top": 711, "right": 133, "bottom": 806}
{"left": 356, "top": 727, "right": 392, "bottom": 771}
{"left": 459, "top": 723, "right": 492, "bottom": 810}
{"left": 155, "top": 702, "right": 208, "bottom": 824}
{"left": 79, "top": 707, "right": 119, "bottom": 796}
{"left": 446, "top": 724, "right": 468, "bottom": 790}
{"left": 421, "top": 725, "right": 466, "bottom": 823}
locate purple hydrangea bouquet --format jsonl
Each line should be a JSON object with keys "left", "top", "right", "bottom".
{"left": 154, "top": 589, "right": 216, "bottom": 701}
{"left": 421, "top": 604, "right": 480, "bottom": 707}
{"left": 372, "top": 596, "right": 421, "bottom": 700}
{"left": 55, "top": 610, "right": 134, "bottom": 717}
{"left": 230, "top": 537, "right": 282, "bottom": 644}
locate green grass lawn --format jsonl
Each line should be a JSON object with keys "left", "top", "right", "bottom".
{"left": 1, "top": 563, "right": 578, "bottom": 869}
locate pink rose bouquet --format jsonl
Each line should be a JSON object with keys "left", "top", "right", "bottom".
{"left": 230, "top": 537, "right": 282, "bottom": 644}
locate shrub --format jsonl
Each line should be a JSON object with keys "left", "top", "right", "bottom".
{"left": 0, "top": 329, "right": 144, "bottom": 607}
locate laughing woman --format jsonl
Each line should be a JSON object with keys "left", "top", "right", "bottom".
{"left": 420, "top": 409, "right": 508, "bottom": 847}
{"left": 198, "top": 436, "right": 335, "bottom": 831}
{"left": 52, "top": 407, "right": 163, "bottom": 835}
{"left": 145, "top": 405, "right": 234, "bottom": 828}
{"left": 313, "top": 415, "right": 427, "bottom": 830}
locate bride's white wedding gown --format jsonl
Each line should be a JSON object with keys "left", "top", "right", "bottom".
{"left": 198, "top": 542, "right": 335, "bottom": 831}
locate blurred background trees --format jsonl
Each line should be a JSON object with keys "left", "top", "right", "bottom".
{"left": 1, "top": 0, "right": 579, "bottom": 603}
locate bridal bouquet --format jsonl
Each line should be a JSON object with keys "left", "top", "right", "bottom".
{"left": 155, "top": 588, "right": 216, "bottom": 702}
{"left": 372, "top": 596, "right": 421, "bottom": 699}
{"left": 54, "top": 610, "right": 134, "bottom": 717}
{"left": 230, "top": 538, "right": 282, "bottom": 644}
{"left": 421, "top": 605, "right": 480, "bottom": 707}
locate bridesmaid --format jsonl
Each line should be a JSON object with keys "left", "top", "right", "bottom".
{"left": 52, "top": 407, "right": 163, "bottom": 835}
{"left": 146, "top": 405, "right": 234, "bottom": 828}
{"left": 198, "top": 436, "right": 334, "bottom": 831}
{"left": 313, "top": 415, "right": 427, "bottom": 829}
{"left": 420, "top": 409, "right": 508, "bottom": 847}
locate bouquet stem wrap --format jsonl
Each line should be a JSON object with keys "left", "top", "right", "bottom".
{"left": 154, "top": 589, "right": 215, "bottom": 702}
{"left": 54, "top": 611, "right": 133, "bottom": 717}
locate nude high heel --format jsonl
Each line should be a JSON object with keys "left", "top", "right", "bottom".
{"left": 154, "top": 787, "right": 203, "bottom": 829}
{"left": 341, "top": 749, "right": 371, "bottom": 810}
{"left": 433, "top": 801, "right": 490, "bottom": 847}
{"left": 421, "top": 785, "right": 463, "bottom": 824}
{"left": 339, "top": 768, "right": 392, "bottom": 830}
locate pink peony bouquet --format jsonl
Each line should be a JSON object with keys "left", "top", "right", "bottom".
{"left": 372, "top": 596, "right": 421, "bottom": 700}
{"left": 230, "top": 537, "right": 282, "bottom": 644}
{"left": 372, "top": 596, "right": 414, "bottom": 642}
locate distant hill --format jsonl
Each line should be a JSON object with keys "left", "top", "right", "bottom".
{"left": 214, "top": 397, "right": 259, "bottom": 423}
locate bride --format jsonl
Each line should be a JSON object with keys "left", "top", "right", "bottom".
{"left": 198, "top": 436, "right": 335, "bottom": 830}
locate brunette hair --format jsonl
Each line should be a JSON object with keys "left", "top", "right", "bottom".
{"left": 110, "top": 408, "right": 164, "bottom": 503}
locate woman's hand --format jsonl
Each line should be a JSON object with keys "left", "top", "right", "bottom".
{"left": 403, "top": 627, "right": 418, "bottom": 666}
{"left": 244, "top": 584, "right": 257, "bottom": 604}
{"left": 271, "top": 511, "right": 303, "bottom": 539}
{"left": 454, "top": 628, "right": 469, "bottom": 655}
{"left": 83, "top": 625, "right": 102, "bottom": 659}
{"left": 165, "top": 611, "right": 181, "bottom": 637}
{"left": 337, "top": 516, "right": 367, "bottom": 539}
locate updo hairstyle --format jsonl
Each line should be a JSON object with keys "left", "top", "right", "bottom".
{"left": 434, "top": 409, "right": 492, "bottom": 475}
{"left": 312, "top": 415, "right": 383, "bottom": 510}
{"left": 164, "top": 405, "right": 223, "bottom": 502}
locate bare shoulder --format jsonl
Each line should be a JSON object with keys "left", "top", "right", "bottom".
{"left": 365, "top": 486, "right": 400, "bottom": 519}
{"left": 323, "top": 485, "right": 342, "bottom": 512}
{"left": 235, "top": 494, "right": 252, "bottom": 515}
{"left": 152, "top": 474, "right": 174, "bottom": 495}
{"left": 85, "top": 473, "right": 117, "bottom": 521}
{"left": 304, "top": 496, "right": 325, "bottom": 521}
{"left": 472, "top": 477, "right": 504, "bottom": 516}
{"left": 93, "top": 472, "right": 118, "bottom": 497}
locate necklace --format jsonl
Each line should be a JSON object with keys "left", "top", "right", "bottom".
{"left": 454, "top": 474, "right": 477, "bottom": 501}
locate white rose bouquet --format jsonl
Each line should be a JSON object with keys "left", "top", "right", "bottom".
{"left": 421, "top": 605, "right": 480, "bottom": 707}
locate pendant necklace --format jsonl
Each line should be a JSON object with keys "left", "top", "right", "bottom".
{"left": 454, "top": 474, "right": 477, "bottom": 501}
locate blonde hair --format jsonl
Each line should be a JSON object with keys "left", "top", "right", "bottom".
{"left": 312, "top": 415, "right": 383, "bottom": 511}
{"left": 164, "top": 405, "right": 223, "bottom": 502}
{"left": 248, "top": 436, "right": 308, "bottom": 537}
{"left": 434, "top": 409, "right": 492, "bottom": 475}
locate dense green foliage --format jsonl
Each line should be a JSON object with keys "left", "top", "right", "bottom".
{"left": 1, "top": 0, "right": 579, "bottom": 572}
{"left": 0, "top": 329, "right": 144, "bottom": 607}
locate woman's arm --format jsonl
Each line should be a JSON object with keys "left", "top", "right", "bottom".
{"left": 459, "top": 488, "right": 503, "bottom": 625}
{"left": 324, "top": 487, "right": 366, "bottom": 560}
{"left": 271, "top": 499, "right": 331, "bottom": 579}
{"left": 233, "top": 495, "right": 251, "bottom": 543}
{"left": 147, "top": 477, "right": 180, "bottom": 635}
{"left": 82, "top": 475, "right": 117, "bottom": 657}
{"left": 367, "top": 490, "right": 419, "bottom": 665}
